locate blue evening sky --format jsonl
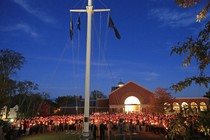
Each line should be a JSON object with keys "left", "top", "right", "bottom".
{"left": 0, "top": 0, "right": 209, "bottom": 99}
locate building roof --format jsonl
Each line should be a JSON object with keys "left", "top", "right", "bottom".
{"left": 109, "top": 81, "right": 155, "bottom": 105}
{"left": 118, "top": 81, "right": 125, "bottom": 85}
{"left": 110, "top": 81, "right": 154, "bottom": 95}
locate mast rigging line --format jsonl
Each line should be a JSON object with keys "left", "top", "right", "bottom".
{"left": 70, "top": 16, "right": 81, "bottom": 99}
{"left": 71, "top": 12, "right": 116, "bottom": 95}
{"left": 91, "top": 12, "right": 116, "bottom": 92}
{"left": 70, "top": 4, "right": 116, "bottom": 100}
{"left": 69, "top": 0, "right": 118, "bottom": 137}
{"left": 69, "top": 8, "right": 111, "bottom": 96}
{"left": 69, "top": 0, "right": 85, "bottom": 97}
{"left": 69, "top": 0, "right": 87, "bottom": 99}
{"left": 98, "top": 0, "right": 109, "bottom": 8}
{"left": 71, "top": 0, "right": 87, "bottom": 10}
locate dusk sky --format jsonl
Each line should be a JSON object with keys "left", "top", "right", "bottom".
{"left": 0, "top": 0, "right": 209, "bottom": 99}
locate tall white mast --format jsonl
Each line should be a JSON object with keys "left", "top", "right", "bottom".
{"left": 70, "top": 0, "right": 110, "bottom": 138}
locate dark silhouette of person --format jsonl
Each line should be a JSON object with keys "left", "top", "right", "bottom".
{"left": 100, "top": 121, "right": 106, "bottom": 140}
{"left": 92, "top": 121, "right": 97, "bottom": 140}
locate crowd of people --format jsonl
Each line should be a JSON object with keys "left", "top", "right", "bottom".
{"left": 0, "top": 112, "right": 209, "bottom": 140}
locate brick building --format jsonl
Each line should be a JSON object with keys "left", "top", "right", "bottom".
{"left": 60, "top": 81, "right": 209, "bottom": 114}
{"left": 109, "top": 81, "right": 155, "bottom": 113}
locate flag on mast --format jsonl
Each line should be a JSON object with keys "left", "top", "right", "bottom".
{"left": 108, "top": 15, "right": 121, "bottom": 39}
{"left": 70, "top": 14, "right": 73, "bottom": 40}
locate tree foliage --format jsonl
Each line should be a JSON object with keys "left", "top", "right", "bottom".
{"left": 176, "top": 0, "right": 210, "bottom": 22}
{"left": 38, "top": 99, "right": 57, "bottom": 117}
{"left": 170, "top": 21, "right": 210, "bottom": 92}
{"left": 0, "top": 49, "right": 25, "bottom": 109}
{"left": 153, "top": 87, "right": 175, "bottom": 113}
{"left": 55, "top": 95, "right": 80, "bottom": 107}
{"left": 90, "top": 90, "right": 107, "bottom": 100}
{"left": 0, "top": 49, "right": 54, "bottom": 117}
{"left": 0, "top": 49, "right": 25, "bottom": 78}
{"left": 11, "top": 92, "right": 51, "bottom": 117}
{"left": 204, "top": 89, "right": 210, "bottom": 105}
{"left": 16, "top": 81, "right": 38, "bottom": 95}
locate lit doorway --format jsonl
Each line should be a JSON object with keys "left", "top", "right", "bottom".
{"left": 124, "top": 96, "right": 141, "bottom": 113}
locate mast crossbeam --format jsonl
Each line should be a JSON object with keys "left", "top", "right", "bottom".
{"left": 70, "top": 9, "right": 110, "bottom": 13}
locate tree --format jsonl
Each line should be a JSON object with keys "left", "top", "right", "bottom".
{"left": 153, "top": 87, "right": 175, "bottom": 113}
{"left": 170, "top": 21, "right": 210, "bottom": 92}
{"left": 0, "top": 49, "right": 25, "bottom": 109}
{"left": 204, "top": 89, "right": 210, "bottom": 98}
{"left": 38, "top": 99, "right": 57, "bottom": 116}
{"left": 27, "top": 93, "right": 43, "bottom": 117}
{"left": 0, "top": 49, "right": 25, "bottom": 78}
{"left": 176, "top": 0, "right": 210, "bottom": 22}
{"left": 12, "top": 92, "right": 51, "bottom": 118}
{"left": 55, "top": 95, "right": 77, "bottom": 107}
{"left": 204, "top": 89, "right": 210, "bottom": 105}
{"left": 90, "top": 90, "right": 107, "bottom": 100}
{"left": 16, "top": 80, "right": 38, "bottom": 95}
{"left": 13, "top": 80, "right": 38, "bottom": 109}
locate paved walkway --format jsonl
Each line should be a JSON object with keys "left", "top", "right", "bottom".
{"left": 78, "top": 130, "right": 165, "bottom": 140}
{"left": 110, "top": 131, "right": 165, "bottom": 140}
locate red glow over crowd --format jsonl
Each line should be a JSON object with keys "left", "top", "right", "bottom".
{"left": 0, "top": 111, "right": 208, "bottom": 140}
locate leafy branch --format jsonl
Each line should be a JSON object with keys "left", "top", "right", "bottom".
{"left": 176, "top": 0, "right": 210, "bottom": 22}
{"left": 170, "top": 21, "right": 210, "bottom": 91}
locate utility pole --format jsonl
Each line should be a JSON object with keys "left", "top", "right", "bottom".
{"left": 70, "top": 0, "right": 110, "bottom": 138}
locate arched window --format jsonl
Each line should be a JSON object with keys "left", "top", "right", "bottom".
{"left": 200, "top": 102, "right": 207, "bottom": 111}
{"left": 190, "top": 102, "right": 198, "bottom": 109}
{"left": 164, "top": 102, "right": 171, "bottom": 112}
{"left": 191, "top": 102, "right": 198, "bottom": 112}
{"left": 173, "top": 102, "right": 180, "bottom": 112}
{"left": 124, "top": 96, "right": 141, "bottom": 113}
{"left": 124, "top": 96, "right": 140, "bottom": 105}
{"left": 181, "top": 102, "right": 189, "bottom": 110}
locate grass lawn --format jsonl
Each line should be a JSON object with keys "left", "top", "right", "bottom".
{"left": 19, "top": 131, "right": 81, "bottom": 140}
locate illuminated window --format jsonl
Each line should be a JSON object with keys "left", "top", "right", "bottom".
{"left": 173, "top": 102, "right": 180, "bottom": 112}
{"left": 124, "top": 96, "right": 140, "bottom": 113}
{"left": 164, "top": 102, "right": 171, "bottom": 111}
{"left": 181, "top": 102, "right": 188, "bottom": 110}
{"left": 200, "top": 102, "right": 207, "bottom": 111}
{"left": 190, "top": 102, "right": 198, "bottom": 109}
{"left": 190, "top": 102, "right": 198, "bottom": 112}
{"left": 124, "top": 96, "right": 140, "bottom": 104}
